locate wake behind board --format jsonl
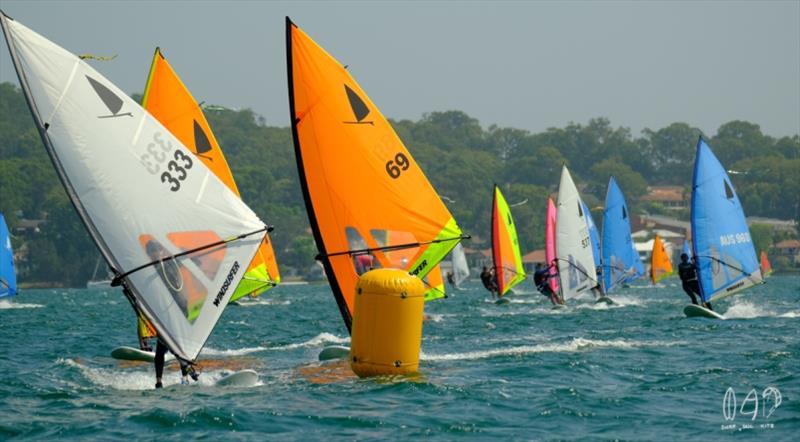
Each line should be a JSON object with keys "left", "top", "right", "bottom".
{"left": 318, "top": 345, "right": 351, "bottom": 361}
{"left": 215, "top": 369, "right": 258, "bottom": 387}
{"left": 595, "top": 296, "right": 614, "bottom": 305}
{"left": 683, "top": 304, "right": 725, "bottom": 320}
{"left": 111, "top": 346, "right": 156, "bottom": 362}
{"left": 495, "top": 297, "right": 510, "bottom": 305}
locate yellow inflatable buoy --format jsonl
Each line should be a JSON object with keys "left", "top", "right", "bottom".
{"left": 350, "top": 268, "right": 425, "bottom": 377}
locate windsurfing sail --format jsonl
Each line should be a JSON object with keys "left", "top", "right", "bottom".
{"left": 545, "top": 198, "right": 559, "bottom": 294}
{"left": 0, "top": 214, "right": 16, "bottom": 299}
{"left": 691, "top": 137, "right": 762, "bottom": 302}
{"left": 491, "top": 185, "right": 526, "bottom": 296}
{"left": 582, "top": 199, "right": 602, "bottom": 286}
{"left": 423, "top": 265, "right": 446, "bottom": 301}
{"left": 141, "top": 47, "right": 280, "bottom": 302}
{"left": 760, "top": 251, "right": 772, "bottom": 277}
{"left": 601, "top": 177, "right": 644, "bottom": 293}
{"left": 556, "top": 166, "right": 599, "bottom": 299}
{"left": 682, "top": 239, "right": 692, "bottom": 259}
{"left": 449, "top": 242, "right": 470, "bottom": 288}
{"left": 650, "top": 235, "right": 673, "bottom": 283}
{"left": 286, "top": 18, "right": 465, "bottom": 332}
{"left": 1, "top": 13, "right": 267, "bottom": 361}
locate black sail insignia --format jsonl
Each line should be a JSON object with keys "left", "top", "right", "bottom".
{"left": 86, "top": 75, "right": 132, "bottom": 118}
{"left": 193, "top": 120, "right": 213, "bottom": 158}
{"left": 344, "top": 84, "right": 372, "bottom": 124}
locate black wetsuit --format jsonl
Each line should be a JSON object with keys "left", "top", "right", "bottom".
{"left": 533, "top": 268, "right": 554, "bottom": 297}
{"left": 154, "top": 339, "right": 191, "bottom": 387}
{"left": 678, "top": 261, "right": 701, "bottom": 306}
{"left": 480, "top": 270, "right": 498, "bottom": 296}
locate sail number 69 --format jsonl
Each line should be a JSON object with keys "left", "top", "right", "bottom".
{"left": 386, "top": 152, "right": 410, "bottom": 179}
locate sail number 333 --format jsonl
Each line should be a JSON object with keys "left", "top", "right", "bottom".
{"left": 139, "top": 132, "right": 194, "bottom": 192}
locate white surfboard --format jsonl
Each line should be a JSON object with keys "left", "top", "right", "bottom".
{"left": 111, "top": 346, "right": 155, "bottom": 362}
{"left": 683, "top": 304, "right": 725, "bottom": 320}
{"left": 318, "top": 345, "right": 351, "bottom": 361}
{"left": 215, "top": 369, "right": 258, "bottom": 387}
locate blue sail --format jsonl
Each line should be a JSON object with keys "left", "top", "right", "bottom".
{"left": 581, "top": 200, "right": 602, "bottom": 287}
{"left": 0, "top": 214, "right": 17, "bottom": 299}
{"left": 691, "top": 137, "right": 762, "bottom": 302}
{"left": 601, "top": 177, "right": 644, "bottom": 293}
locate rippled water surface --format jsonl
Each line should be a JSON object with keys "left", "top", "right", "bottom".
{"left": 1, "top": 276, "right": 798, "bottom": 440}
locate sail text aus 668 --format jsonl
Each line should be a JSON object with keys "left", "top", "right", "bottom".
{"left": 720, "top": 232, "right": 751, "bottom": 246}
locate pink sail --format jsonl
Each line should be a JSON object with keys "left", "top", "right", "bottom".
{"left": 545, "top": 198, "right": 559, "bottom": 294}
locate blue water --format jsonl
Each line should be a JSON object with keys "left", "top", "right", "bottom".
{"left": 1, "top": 276, "right": 798, "bottom": 440}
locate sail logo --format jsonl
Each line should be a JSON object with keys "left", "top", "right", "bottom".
{"left": 720, "top": 386, "right": 781, "bottom": 431}
{"left": 343, "top": 85, "right": 373, "bottom": 125}
{"left": 410, "top": 259, "right": 428, "bottom": 276}
{"left": 213, "top": 261, "right": 240, "bottom": 307}
{"left": 720, "top": 232, "right": 751, "bottom": 246}
{"left": 86, "top": 76, "right": 133, "bottom": 119}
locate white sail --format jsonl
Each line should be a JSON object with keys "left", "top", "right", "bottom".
{"left": 556, "top": 166, "right": 598, "bottom": 299}
{"left": 1, "top": 14, "right": 265, "bottom": 361}
{"left": 451, "top": 242, "right": 470, "bottom": 287}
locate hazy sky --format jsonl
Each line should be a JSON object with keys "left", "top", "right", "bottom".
{"left": 1, "top": 1, "right": 798, "bottom": 137}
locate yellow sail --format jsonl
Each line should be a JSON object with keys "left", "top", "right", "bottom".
{"left": 650, "top": 235, "right": 673, "bottom": 283}
{"left": 142, "top": 48, "right": 280, "bottom": 302}
{"left": 287, "top": 18, "right": 464, "bottom": 332}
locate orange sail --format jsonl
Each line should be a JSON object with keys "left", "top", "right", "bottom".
{"left": 492, "top": 185, "right": 526, "bottom": 296}
{"left": 650, "top": 234, "right": 673, "bottom": 283}
{"left": 760, "top": 251, "right": 772, "bottom": 277}
{"left": 287, "top": 18, "right": 464, "bottom": 332}
{"left": 142, "top": 48, "right": 279, "bottom": 302}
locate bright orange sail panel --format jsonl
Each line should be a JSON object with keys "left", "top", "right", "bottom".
{"left": 650, "top": 235, "right": 673, "bottom": 283}
{"left": 142, "top": 48, "right": 279, "bottom": 302}
{"left": 760, "top": 251, "right": 772, "bottom": 277}
{"left": 492, "top": 186, "right": 526, "bottom": 296}
{"left": 287, "top": 18, "right": 463, "bottom": 332}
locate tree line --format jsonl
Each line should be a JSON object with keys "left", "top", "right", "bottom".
{"left": 0, "top": 82, "right": 797, "bottom": 285}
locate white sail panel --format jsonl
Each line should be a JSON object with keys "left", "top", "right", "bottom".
{"left": 1, "top": 15, "right": 265, "bottom": 361}
{"left": 556, "top": 166, "right": 598, "bottom": 300}
{"left": 451, "top": 243, "right": 469, "bottom": 286}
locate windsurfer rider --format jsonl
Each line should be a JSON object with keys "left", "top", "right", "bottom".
{"left": 678, "top": 253, "right": 712, "bottom": 310}
{"left": 446, "top": 271, "right": 455, "bottom": 286}
{"left": 533, "top": 262, "right": 561, "bottom": 305}
{"left": 480, "top": 266, "right": 498, "bottom": 298}
{"left": 154, "top": 338, "right": 199, "bottom": 388}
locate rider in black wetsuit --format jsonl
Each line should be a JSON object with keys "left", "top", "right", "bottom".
{"left": 533, "top": 263, "right": 561, "bottom": 305}
{"left": 678, "top": 253, "right": 712, "bottom": 310}
{"left": 154, "top": 339, "right": 199, "bottom": 388}
{"left": 480, "top": 266, "right": 498, "bottom": 298}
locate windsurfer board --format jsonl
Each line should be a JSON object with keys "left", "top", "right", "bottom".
{"left": 215, "top": 369, "right": 258, "bottom": 387}
{"left": 595, "top": 296, "right": 614, "bottom": 305}
{"left": 495, "top": 297, "right": 510, "bottom": 305}
{"left": 111, "top": 346, "right": 156, "bottom": 362}
{"left": 683, "top": 304, "right": 725, "bottom": 320}
{"left": 318, "top": 345, "right": 351, "bottom": 361}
